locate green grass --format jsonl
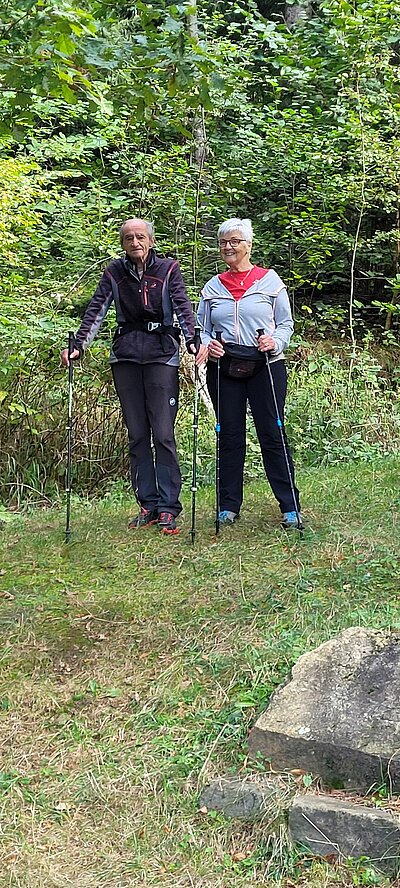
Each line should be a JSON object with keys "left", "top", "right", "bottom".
{"left": 0, "top": 457, "right": 399, "bottom": 887}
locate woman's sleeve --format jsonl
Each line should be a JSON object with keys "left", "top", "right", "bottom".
{"left": 197, "top": 292, "right": 213, "bottom": 347}
{"left": 271, "top": 285, "right": 294, "bottom": 355}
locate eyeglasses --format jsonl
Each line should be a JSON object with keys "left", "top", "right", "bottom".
{"left": 219, "top": 238, "right": 246, "bottom": 247}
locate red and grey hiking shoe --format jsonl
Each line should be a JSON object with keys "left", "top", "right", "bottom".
{"left": 128, "top": 507, "right": 158, "bottom": 529}
{"left": 158, "top": 512, "right": 179, "bottom": 535}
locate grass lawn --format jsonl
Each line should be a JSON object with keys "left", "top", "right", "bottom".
{"left": 0, "top": 456, "right": 399, "bottom": 887}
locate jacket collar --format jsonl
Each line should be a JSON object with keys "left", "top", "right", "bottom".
{"left": 123, "top": 248, "right": 156, "bottom": 277}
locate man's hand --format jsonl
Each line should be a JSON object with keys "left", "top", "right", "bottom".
{"left": 61, "top": 347, "right": 80, "bottom": 367}
{"left": 194, "top": 344, "right": 209, "bottom": 367}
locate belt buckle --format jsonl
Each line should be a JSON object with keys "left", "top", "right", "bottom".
{"left": 147, "top": 321, "right": 160, "bottom": 332}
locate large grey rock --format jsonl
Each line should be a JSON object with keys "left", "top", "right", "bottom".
{"left": 248, "top": 628, "right": 400, "bottom": 791}
{"left": 289, "top": 793, "right": 400, "bottom": 876}
{"left": 198, "top": 777, "right": 291, "bottom": 822}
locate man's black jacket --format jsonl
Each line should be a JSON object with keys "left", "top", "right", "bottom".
{"left": 73, "top": 251, "right": 195, "bottom": 364}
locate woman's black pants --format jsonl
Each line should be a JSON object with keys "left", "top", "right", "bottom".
{"left": 206, "top": 359, "right": 300, "bottom": 515}
{"left": 112, "top": 361, "right": 182, "bottom": 516}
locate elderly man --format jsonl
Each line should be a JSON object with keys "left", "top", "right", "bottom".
{"left": 61, "top": 218, "right": 196, "bottom": 535}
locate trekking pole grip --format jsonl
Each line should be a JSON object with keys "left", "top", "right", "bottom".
{"left": 194, "top": 324, "right": 201, "bottom": 354}
{"left": 215, "top": 330, "right": 223, "bottom": 343}
{"left": 256, "top": 327, "right": 272, "bottom": 362}
{"left": 68, "top": 331, "right": 75, "bottom": 361}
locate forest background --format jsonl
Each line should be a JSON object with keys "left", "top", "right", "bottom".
{"left": 0, "top": 0, "right": 399, "bottom": 506}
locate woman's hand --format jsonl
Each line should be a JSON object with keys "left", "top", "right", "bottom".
{"left": 195, "top": 344, "right": 209, "bottom": 367}
{"left": 257, "top": 334, "right": 276, "bottom": 353}
{"left": 207, "top": 338, "right": 225, "bottom": 359}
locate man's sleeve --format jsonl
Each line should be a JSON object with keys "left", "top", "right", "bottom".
{"left": 197, "top": 294, "right": 212, "bottom": 347}
{"left": 73, "top": 269, "right": 114, "bottom": 354}
{"left": 168, "top": 262, "right": 195, "bottom": 342}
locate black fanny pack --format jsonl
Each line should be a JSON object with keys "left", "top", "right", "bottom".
{"left": 112, "top": 321, "right": 180, "bottom": 360}
{"left": 114, "top": 321, "right": 180, "bottom": 341}
{"left": 220, "top": 343, "right": 265, "bottom": 379}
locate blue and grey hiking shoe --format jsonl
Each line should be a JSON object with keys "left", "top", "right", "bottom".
{"left": 128, "top": 507, "right": 158, "bottom": 529}
{"left": 218, "top": 510, "right": 240, "bottom": 526}
{"left": 281, "top": 511, "right": 303, "bottom": 529}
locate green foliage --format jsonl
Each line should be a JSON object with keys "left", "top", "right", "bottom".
{"left": 286, "top": 345, "right": 400, "bottom": 466}
{"left": 2, "top": 0, "right": 400, "bottom": 321}
{"left": 0, "top": 158, "right": 42, "bottom": 268}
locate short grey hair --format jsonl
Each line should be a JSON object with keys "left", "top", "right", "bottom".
{"left": 217, "top": 218, "right": 253, "bottom": 243}
{"left": 119, "top": 219, "right": 154, "bottom": 245}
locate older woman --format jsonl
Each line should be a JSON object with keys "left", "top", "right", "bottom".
{"left": 196, "top": 217, "right": 302, "bottom": 529}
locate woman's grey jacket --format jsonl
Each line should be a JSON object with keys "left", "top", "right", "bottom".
{"left": 197, "top": 268, "right": 293, "bottom": 362}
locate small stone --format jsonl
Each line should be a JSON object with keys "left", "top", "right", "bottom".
{"left": 54, "top": 712, "right": 69, "bottom": 726}
{"left": 289, "top": 793, "right": 400, "bottom": 876}
{"left": 198, "top": 776, "right": 290, "bottom": 822}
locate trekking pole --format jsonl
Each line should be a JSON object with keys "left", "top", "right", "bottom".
{"left": 215, "top": 331, "right": 223, "bottom": 536}
{"left": 256, "top": 328, "right": 303, "bottom": 535}
{"left": 65, "top": 331, "right": 75, "bottom": 544}
{"left": 190, "top": 325, "right": 202, "bottom": 545}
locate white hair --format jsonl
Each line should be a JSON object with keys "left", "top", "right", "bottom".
{"left": 119, "top": 219, "right": 154, "bottom": 245}
{"left": 217, "top": 218, "right": 253, "bottom": 243}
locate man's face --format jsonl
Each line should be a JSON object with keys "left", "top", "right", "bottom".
{"left": 122, "top": 220, "right": 154, "bottom": 264}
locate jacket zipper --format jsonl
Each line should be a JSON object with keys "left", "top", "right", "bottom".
{"left": 143, "top": 282, "right": 148, "bottom": 307}
{"left": 234, "top": 298, "right": 240, "bottom": 343}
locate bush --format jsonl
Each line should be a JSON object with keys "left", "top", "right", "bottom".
{"left": 285, "top": 346, "right": 400, "bottom": 466}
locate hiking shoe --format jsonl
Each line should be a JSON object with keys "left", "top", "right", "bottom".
{"left": 218, "top": 510, "right": 239, "bottom": 526}
{"left": 128, "top": 507, "right": 158, "bottom": 529}
{"left": 281, "top": 510, "right": 303, "bottom": 529}
{"left": 158, "top": 512, "right": 179, "bottom": 535}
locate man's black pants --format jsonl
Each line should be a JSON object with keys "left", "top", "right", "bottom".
{"left": 112, "top": 362, "right": 182, "bottom": 516}
{"left": 206, "top": 359, "right": 300, "bottom": 515}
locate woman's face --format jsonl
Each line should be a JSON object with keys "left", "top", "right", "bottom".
{"left": 219, "top": 230, "right": 251, "bottom": 267}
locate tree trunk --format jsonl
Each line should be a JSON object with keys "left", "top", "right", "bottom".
{"left": 385, "top": 181, "right": 400, "bottom": 331}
